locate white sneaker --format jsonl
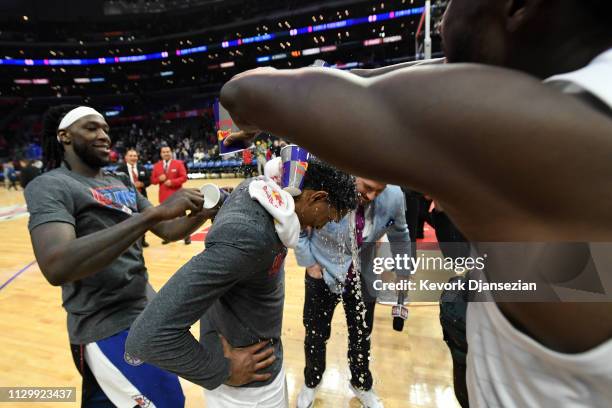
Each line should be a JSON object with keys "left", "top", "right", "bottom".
{"left": 349, "top": 384, "right": 384, "bottom": 408}
{"left": 297, "top": 384, "right": 319, "bottom": 408}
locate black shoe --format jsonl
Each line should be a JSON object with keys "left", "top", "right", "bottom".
{"left": 142, "top": 241, "right": 150, "bottom": 248}
{"left": 162, "top": 240, "right": 170, "bottom": 245}
{"left": 184, "top": 237, "right": 191, "bottom": 245}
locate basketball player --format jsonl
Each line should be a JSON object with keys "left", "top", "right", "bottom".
{"left": 295, "top": 178, "right": 409, "bottom": 408}
{"left": 25, "top": 105, "right": 216, "bottom": 407}
{"left": 126, "top": 158, "right": 357, "bottom": 408}
{"left": 218, "top": 1, "right": 612, "bottom": 406}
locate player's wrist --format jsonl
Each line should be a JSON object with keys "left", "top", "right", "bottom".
{"left": 143, "top": 207, "right": 165, "bottom": 224}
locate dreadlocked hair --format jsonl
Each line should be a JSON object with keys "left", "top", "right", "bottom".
{"left": 42, "top": 104, "right": 79, "bottom": 172}
{"left": 302, "top": 156, "right": 358, "bottom": 214}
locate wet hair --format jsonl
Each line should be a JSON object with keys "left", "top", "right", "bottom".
{"left": 302, "top": 157, "right": 357, "bottom": 213}
{"left": 41, "top": 104, "right": 79, "bottom": 171}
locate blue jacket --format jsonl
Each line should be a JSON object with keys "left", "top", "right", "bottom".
{"left": 295, "top": 185, "right": 410, "bottom": 294}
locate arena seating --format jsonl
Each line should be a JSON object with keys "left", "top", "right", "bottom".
{"left": 104, "top": 158, "right": 257, "bottom": 178}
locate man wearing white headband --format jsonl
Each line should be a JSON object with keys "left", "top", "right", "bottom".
{"left": 57, "top": 106, "right": 103, "bottom": 133}
{"left": 25, "top": 105, "right": 218, "bottom": 407}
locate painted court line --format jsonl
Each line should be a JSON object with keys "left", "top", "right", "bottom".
{"left": 0, "top": 260, "right": 37, "bottom": 292}
{"left": 0, "top": 205, "right": 29, "bottom": 222}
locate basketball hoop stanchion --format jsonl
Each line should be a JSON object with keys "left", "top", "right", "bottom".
{"left": 415, "top": 8, "right": 426, "bottom": 60}
{"left": 424, "top": 0, "right": 432, "bottom": 60}
{"left": 415, "top": 0, "right": 433, "bottom": 60}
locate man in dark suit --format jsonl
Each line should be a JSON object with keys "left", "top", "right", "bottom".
{"left": 117, "top": 148, "right": 152, "bottom": 247}
{"left": 151, "top": 146, "right": 190, "bottom": 244}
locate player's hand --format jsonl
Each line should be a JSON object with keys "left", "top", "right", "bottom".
{"left": 153, "top": 189, "right": 204, "bottom": 220}
{"left": 306, "top": 264, "right": 324, "bottom": 279}
{"left": 220, "top": 70, "right": 270, "bottom": 146}
{"left": 223, "top": 130, "right": 260, "bottom": 147}
{"left": 159, "top": 174, "right": 167, "bottom": 182}
{"left": 164, "top": 179, "right": 172, "bottom": 187}
{"left": 197, "top": 206, "right": 220, "bottom": 220}
{"left": 220, "top": 336, "right": 275, "bottom": 386}
{"left": 135, "top": 181, "right": 144, "bottom": 189}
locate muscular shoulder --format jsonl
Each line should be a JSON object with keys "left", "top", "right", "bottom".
{"left": 29, "top": 167, "right": 68, "bottom": 182}
{"left": 25, "top": 169, "right": 72, "bottom": 195}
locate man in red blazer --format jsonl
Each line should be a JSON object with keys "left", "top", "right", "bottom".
{"left": 152, "top": 145, "right": 191, "bottom": 244}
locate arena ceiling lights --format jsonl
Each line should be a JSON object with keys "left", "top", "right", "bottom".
{"left": 0, "top": 6, "right": 424, "bottom": 67}
{"left": 255, "top": 34, "right": 402, "bottom": 64}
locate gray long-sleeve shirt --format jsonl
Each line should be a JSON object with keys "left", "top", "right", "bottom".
{"left": 126, "top": 179, "right": 287, "bottom": 390}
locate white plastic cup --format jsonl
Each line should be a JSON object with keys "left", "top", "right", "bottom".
{"left": 200, "top": 184, "right": 229, "bottom": 209}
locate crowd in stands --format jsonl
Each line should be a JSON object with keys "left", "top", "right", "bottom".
{"left": 1, "top": 111, "right": 288, "bottom": 189}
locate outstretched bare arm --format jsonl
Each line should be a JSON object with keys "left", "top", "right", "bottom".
{"left": 350, "top": 57, "right": 445, "bottom": 77}
{"left": 220, "top": 64, "right": 612, "bottom": 239}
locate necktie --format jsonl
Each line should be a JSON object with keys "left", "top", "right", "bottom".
{"left": 163, "top": 161, "right": 169, "bottom": 173}
{"left": 131, "top": 165, "right": 139, "bottom": 183}
{"left": 355, "top": 204, "right": 366, "bottom": 248}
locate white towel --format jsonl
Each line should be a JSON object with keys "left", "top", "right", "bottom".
{"left": 264, "top": 157, "right": 282, "bottom": 185}
{"left": 249, "top": 176, "right": 301, "bottom": 248}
